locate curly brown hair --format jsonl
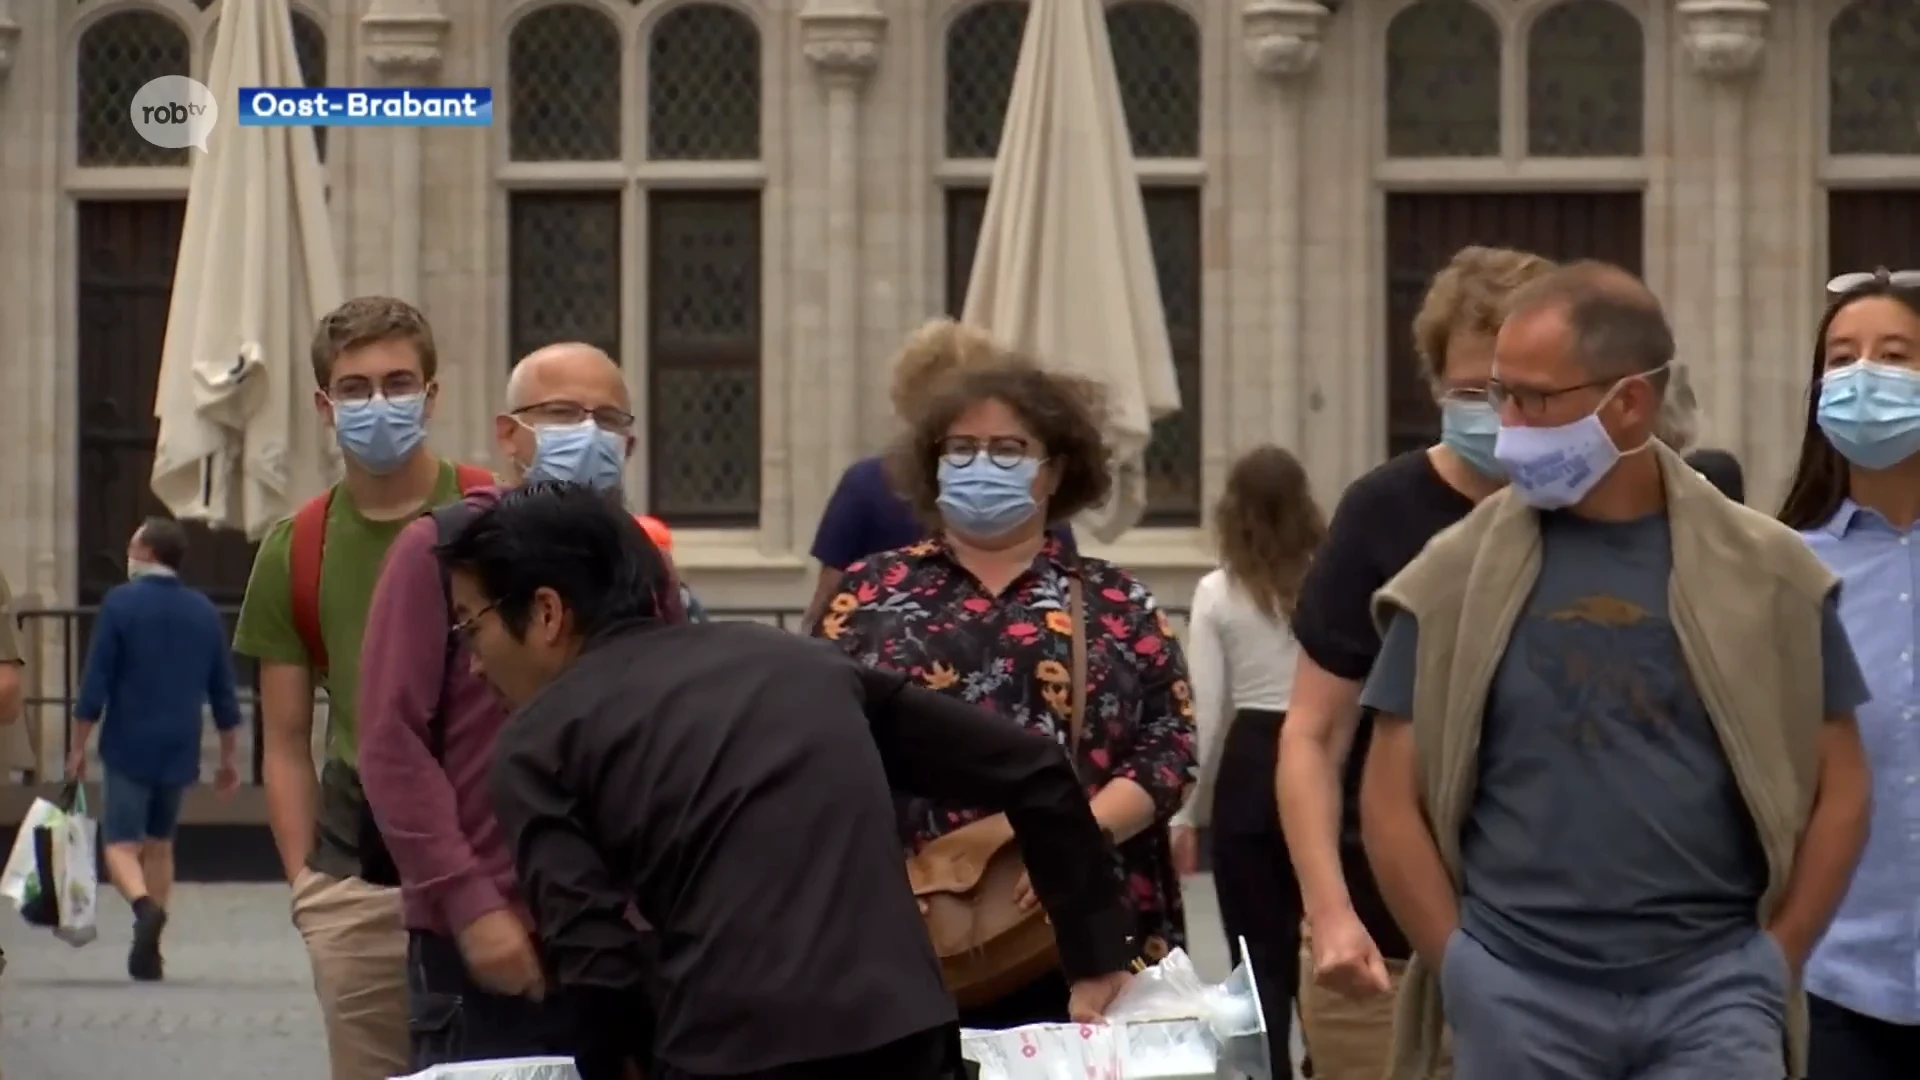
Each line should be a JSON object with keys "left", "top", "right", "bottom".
{"left": 888, "top": 357, "right": 1113, "bottom": 527}
{"left": 1214, "top": 445, "right": 1326, "bottom": 621}
{"left": 889, "top": 318, "right": 1003, "bottom": 419}
{"left": 309, "top": 295, "right": 439, "bottom": 389}
{"left": 1412, "top": 246, "right": 1557, "bottom": 383}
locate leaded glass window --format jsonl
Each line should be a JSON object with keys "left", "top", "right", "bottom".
{"left": 1385, "top": 0, "right": 1501, "bottom": 158}
{"left": 946, "top": 1, "right": 1029, "bottom": 159}
{"left": 1526, "top": 0, "right": 1644, "bottom": 156}
{"left": 647, "top": 193, "right": 763, "bottom": 526}
{"left": 1830, "top": 0, "right": 1920, "bottom": 155}
{"left": 508, "top": 193, "right": 623, "bottom": 369}
{"left": 508, "top": 4, "right": 622, "bottom": 162}
{"left": 77, "top": 11, "right": 192, "bottom": 167}
{"left": 1106, "top": 1, "right": 1200, "bottom": 159}
{"left": 1142, "top": 188, "right": 1201, "bottom": 526}
{"left": 648, "top": 4, "right": 761, "bottom": 162}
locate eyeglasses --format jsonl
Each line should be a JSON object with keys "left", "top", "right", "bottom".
{"left": 451, "top": 603, "right": 496, "bottom": 642}
{"left": 939, "top": 436, "right": 1037, "bottom": 469}
{"left": 1486, "top": 377, "right": 1613, "bottom": 420}
{"left": 329, "top": 373, "right": 424, "bottom": 403}
{"left": 511, "top": 400, "right": 636, "bottom": 433}
{"left": 1827, "top": 269, "right": 1920, "bottom": 295}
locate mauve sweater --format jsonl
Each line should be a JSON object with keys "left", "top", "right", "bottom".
{"left": 356, "top": 489, "right": 525, "bottom": 936}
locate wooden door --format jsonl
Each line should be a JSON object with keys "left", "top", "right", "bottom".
{"left": 76, "top": 200, "right": 258, "bottom": 608}
{"left": 1383, "top": 192, "right": 1645, "bottom": 458}
{"left": 1828, "top": 190, "right": 1920, "bottom": 279}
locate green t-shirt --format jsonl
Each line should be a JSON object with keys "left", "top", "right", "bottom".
{"left": 233, "top": 461, "right": 467, "bottom": 764}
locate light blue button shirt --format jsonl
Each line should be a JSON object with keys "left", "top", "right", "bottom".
{"left": 1803, "top": 500, "right": 1920, "bottom": 1023}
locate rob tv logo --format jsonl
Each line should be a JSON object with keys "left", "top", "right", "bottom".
{"left": 130, "top": 75, "right": 220, "bottom": 153}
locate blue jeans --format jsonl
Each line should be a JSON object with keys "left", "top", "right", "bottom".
{"left": 101, "top": 770, "right": 186, "bottom": 845}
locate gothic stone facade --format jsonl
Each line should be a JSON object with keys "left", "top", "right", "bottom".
{"left": 0, "top": 0, "right": 1915, "bottom": 621}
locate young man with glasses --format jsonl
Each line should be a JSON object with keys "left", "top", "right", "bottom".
{"left": 356, "top": 342, "right": 670, "bottom": 1070}
{"left": 233, "top": 296, "right": 492, "bottom": 1080}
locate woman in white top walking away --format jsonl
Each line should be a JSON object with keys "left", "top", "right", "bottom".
{"left": 1171, "top": 445, "right": 1326, "bottom": 1063}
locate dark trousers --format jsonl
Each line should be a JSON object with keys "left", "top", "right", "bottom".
{"left": 1209, "top": 708, "right": 1300, "bottom": 1067}
{"left": 656, "top": 1024, "right": 971, "bottom": 1079}
{"left": 957, "top": 969, "right": 1072, "bottom": 1029}
{"left": 406, "top": 929, "right": 575, "bottom": 1069}
{"left": 1809, "top": 993, "right": 1920, "bottom": 1080}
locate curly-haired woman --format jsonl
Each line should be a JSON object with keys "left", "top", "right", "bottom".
{"left": 814, "top": 353, "right": 1196, "bottom": 1027}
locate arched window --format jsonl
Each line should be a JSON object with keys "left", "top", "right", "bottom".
{"left": 945, "top": 1, "right": 1029, "bottom": 160}
{"left": 290, "top": 11, "right": 330, "bottom": 159}
{"left": 645, "top": 4, "right": 764, "bottom": 525}
{"left": 1526, "top": 0, "right": 1644, "bottom": 157}
{"left": 1829, "top": 0, "right": 1920, "bottom": 155}
{"left": 1385, "top": 0, "right": 1501, "bottom": 158}
{"left": 1108, "top": 0, "right": 1203, "bottom": 524}
{"left": 77, "top": 10, "right": 192, "bottom": 167}
{"left": 507, "top": 4, "right": 621, "bottom": 163}
{"left": 648, "top": 3, "right": 761, "bottom": 161}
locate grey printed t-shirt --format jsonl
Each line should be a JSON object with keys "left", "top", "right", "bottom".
{"left": 1362, "top": 511, "right": 1868, "bottom": 990}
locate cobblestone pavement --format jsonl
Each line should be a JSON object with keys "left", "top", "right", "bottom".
{"left": 0, "top": 878, "right": 1292, "bottom": 1080}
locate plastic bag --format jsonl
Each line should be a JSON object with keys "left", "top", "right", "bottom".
{"left": 2, "top": 784, "right": 98, "bottom": 946}
{"left": 48, "top": 786, "right": 98, "bottom": 946}
{"left": 962, "top": 941, "right": 1272, "bottom": 1079}
{"left": 389, "top": 1056, "right": 580, "bottom": 1080}
{"left": 0, "top": 795, "right": 63, "bottom": 908}
{"left": 961, "top": 1024, "right": 1123, "bottom": 1079}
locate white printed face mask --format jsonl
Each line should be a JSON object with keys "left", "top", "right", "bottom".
{"left": 1492, "top": 367, "right": 1666, "bottom": 509}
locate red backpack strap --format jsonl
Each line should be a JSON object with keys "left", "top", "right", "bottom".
{"left": 453, "top": 463, "right": 496, "bottom": 493}
{"left": 288, "top": 490, "right": 334, "bottom": 675}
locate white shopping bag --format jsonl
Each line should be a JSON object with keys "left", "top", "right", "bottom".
{"left": 0, "top": 796, "right": 61, "bottom": 908}
{"left": 961, "top": 1023, "right": 1123, "bottom": 1079}
{"left": 49, "top": 787, "right": 98, "bottom": 947}
{"left": 389, "top": 1056, "right": 580, "bottom": 1080}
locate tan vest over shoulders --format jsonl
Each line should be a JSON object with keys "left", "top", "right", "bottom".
{"left": 1368, "top": 441, "right": 1836, "bottom": 1080}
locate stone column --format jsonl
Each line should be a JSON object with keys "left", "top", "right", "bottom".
{"left": 1242, "top": 1, "right": 1331, "bottom": 454}
{"left": 360, "top": 0, "right": 450, "bottom": 301}
{"left": 798, "top": 1, "right": 885, "bottom": 544}
{"left": 1680, "top": 0, "right": 1768, "bottom": 463}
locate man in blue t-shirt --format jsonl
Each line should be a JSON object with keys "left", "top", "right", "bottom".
{"left": 67, "top": 517, "right": 242, "bottom": 982}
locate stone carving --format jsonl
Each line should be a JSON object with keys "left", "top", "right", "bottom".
{"left": 362, "top": 0, "right": 452, "bottom": 80}
{"left": 800, "top": 0, "right": 886, "bottom": 86}
{"left": 1679, "top": 0, "right": 1769, "bottom": 79}
{"left": 1243, "top": 0, "right": 1333, "bottom": 80}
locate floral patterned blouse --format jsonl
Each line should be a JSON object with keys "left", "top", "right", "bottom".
{"left": 814, "top": 533, "right": 1197, "bottom": 951}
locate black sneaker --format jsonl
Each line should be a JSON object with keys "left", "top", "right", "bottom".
{"left": 128, "top": 903, "right": 167, "bottom": 982}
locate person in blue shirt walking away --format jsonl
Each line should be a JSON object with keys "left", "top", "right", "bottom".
{"left": 65, "top": 517, "right": 243, "bottom": 982}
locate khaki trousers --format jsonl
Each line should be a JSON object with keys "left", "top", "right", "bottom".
{"left": 292, "top": 868, "right": 410, "bottom": 1080}
{"left": 1298, "top": 929, "right": 1453, "bottom": 1080}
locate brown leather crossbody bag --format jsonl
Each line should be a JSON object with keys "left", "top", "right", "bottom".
{"left": 904, "top": 576, "right": 1089, "bottom": 1009}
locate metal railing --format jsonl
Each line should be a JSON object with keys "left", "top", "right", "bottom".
{"left": 6, "top": 600, "right": 1191, "bottom": 788}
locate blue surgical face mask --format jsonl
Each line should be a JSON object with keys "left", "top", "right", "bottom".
{"left": 332, "top": 393, "right": 427, "bottom": 475}
{"left": 1493, "top": 367, "right": 1665, "bottom": 510}
{"left": 1439, "top": 398, "right": 1504, "bottom": 479}
{"left": 523, "top": 419, "right": 627, "bottom": 491}
{"left": 937, "top": 456, "right": 1042, "bottom": 537}
{"left": 1817, "top": 361, "right": 1920, "bottom": 470}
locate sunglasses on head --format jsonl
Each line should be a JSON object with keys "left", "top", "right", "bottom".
{"left": 1827, "top": 269, "right": 1920, "bottom": 294}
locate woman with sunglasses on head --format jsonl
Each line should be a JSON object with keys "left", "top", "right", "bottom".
{"left": 1780, "top": 268, "right": 1920, "bottom": 1078}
